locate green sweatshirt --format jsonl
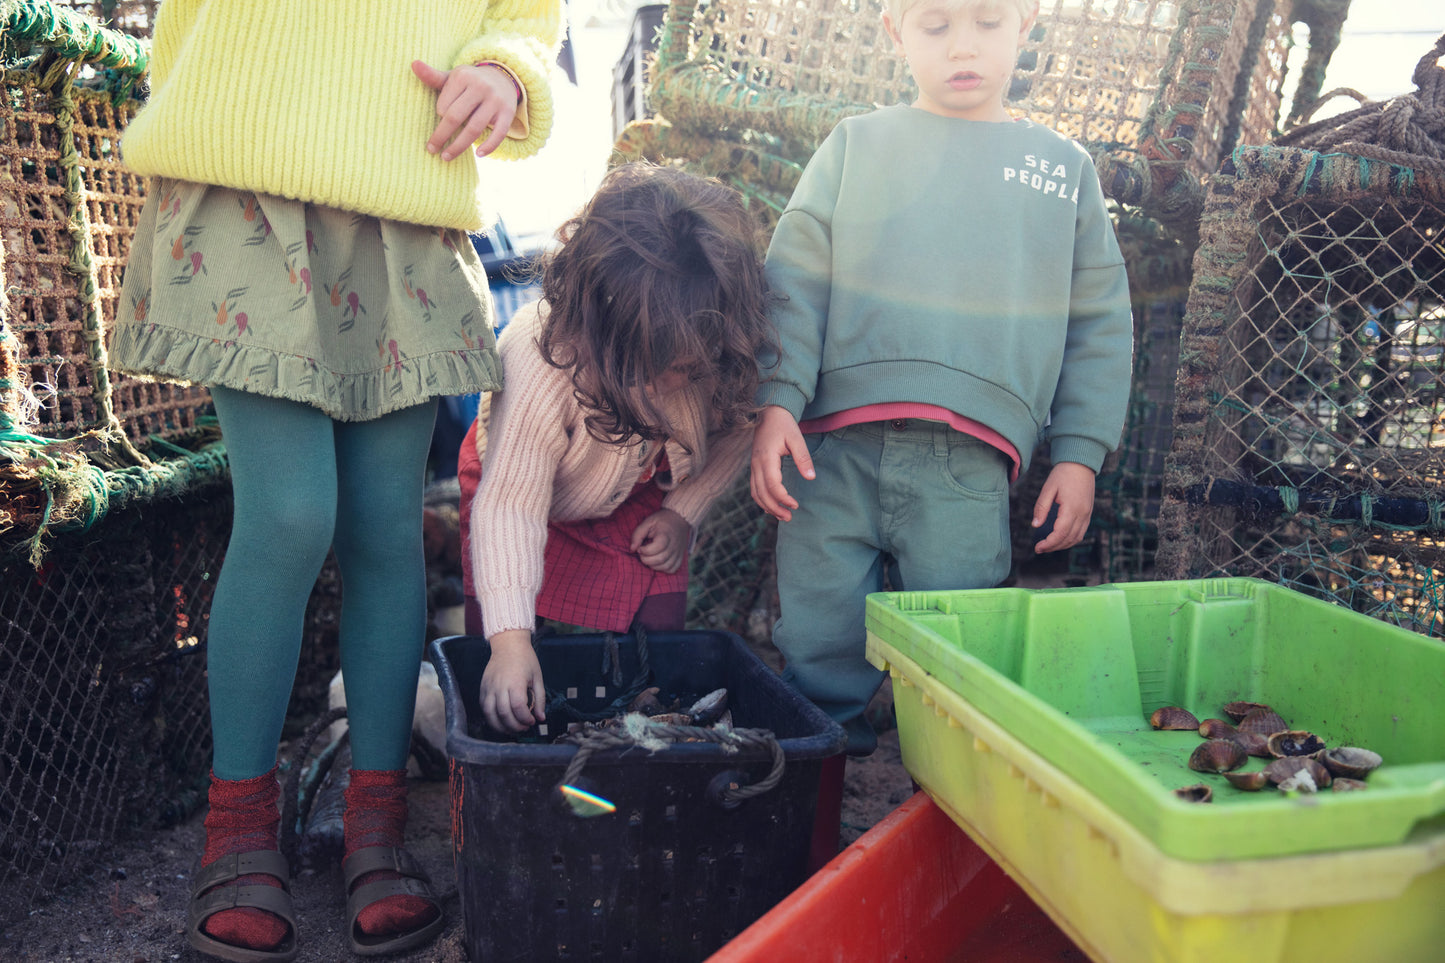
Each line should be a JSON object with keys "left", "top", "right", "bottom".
{"left": 759, "top": 105, "right": 1133, "bottom": 472}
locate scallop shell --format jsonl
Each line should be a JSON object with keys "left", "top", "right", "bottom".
{"left": 1189, "top": 738, "right": 1248, "bottom": 773}
{"left": 1266, "top": 730, "right": 1327, "bottom": 758}
{"left": 1222, "top": 701, "right": 1272, "bottom": 723}
{"left": 1172, "top": 784, "right": 1213, "bottom": 803}
{"left": 1223, "top": 770, "right": 1271, "bottom": 791}
{"left": 1236, "top": 731, "right": 1273, "bottom": 758}
{"left": 1319, "top": 746, "right": 1382, "bottom": 780}
{"left": 1237, "top": 706, "right": 1288, "bottom": 736}
{"left": 1263, "top": 756, "right": 1331, "bottom": 792}
{"left": 1150, "top": 706, "right": 1200, "bottom": 730}
{"left": 1197, "top": 718, "right": 1239, "bottom": 740}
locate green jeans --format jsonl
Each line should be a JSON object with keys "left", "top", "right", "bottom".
{"left": 772, "top": 418, "right": 1013, "bottom": 754}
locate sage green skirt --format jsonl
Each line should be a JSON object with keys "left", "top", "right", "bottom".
{"left": 111, "top": 178, "right": 502, "bottom": 422}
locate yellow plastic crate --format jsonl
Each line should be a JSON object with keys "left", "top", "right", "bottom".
{"left": 867, "top": 630, "right": 1445, "bottom": 963}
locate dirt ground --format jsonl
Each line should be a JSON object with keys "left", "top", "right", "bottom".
{"left": 0, "top": 678, "right": 915, "bottom": 963}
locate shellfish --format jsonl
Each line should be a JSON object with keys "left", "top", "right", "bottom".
{"left": 1197, "top": 718, "right": 1239, "bottom": 740}
{"left": 1235, "top": 730, "right": 1273, "bottom": 758}
{"left": 1172, "top": 784, "right": 1213, "bottom": 803}
{"left": 1266, "top": 730, "right": 1327, "bottom": 758}
{"left": 1237, "top": 706, "right": 1288, "bottom": 736}
{"left": 1319, "top": 746, "right": 1382, "bottom": 780}
{"left": 1221, "top": 701, "right": 1271, "bottom": 723}
{"left": 1223, "top": 770, "right": 1271, "bottom": 791}
{"left": 1188, "top": 738, "right": 1247, "bottom": 774}
{"left": 1263, "top": 756, "right": 1331, "bottom": 792}
{"left": 1150, "top": 706, "right": 1200, "bottom": 731}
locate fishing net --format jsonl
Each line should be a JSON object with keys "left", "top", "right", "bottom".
{"left": 1157, "top": 34, "right": 1445, "bottom": 633}
{"left": 617, "top": 0, "right": 1338, "bottom": 234}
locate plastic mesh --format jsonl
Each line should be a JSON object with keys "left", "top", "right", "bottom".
{"left": 1158, "top": 146, "right": 1445, "bottom": 634}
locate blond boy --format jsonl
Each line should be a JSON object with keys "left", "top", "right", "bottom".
{"left": 751, "top": 0, "right": 1134, "bottom": 754}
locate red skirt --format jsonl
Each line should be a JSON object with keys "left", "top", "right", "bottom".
{"left": 535, "top": 472, "right": 688, "bottom": 633}
{"left": 458, "top": 417, "right": 687, "bottom": 635}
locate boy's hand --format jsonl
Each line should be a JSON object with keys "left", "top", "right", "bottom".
{"left": 631, "top": 508, "right": 691, "bottom": 574}
{"left": 750, "top": 405, "right": 814, "bottom": 521}
{"left": 1032, "top": 461, "right": 1096, "bottom": 554}
{"left": 480, "top": 629, "right": 546, "bottom": 732}
{"left": 412, "top": 60, "right": 519, "bottom": 160}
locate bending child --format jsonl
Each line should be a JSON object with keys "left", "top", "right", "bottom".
{"left": 109, "top": 2, "right": 561, "bottom": 959}
{"left": 751, "top": 0, "right": 1134, "bottom": 756}
{"left": 459, "top": 162, "right": 776, "bottom": 733}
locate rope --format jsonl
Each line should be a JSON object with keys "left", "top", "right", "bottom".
{"left": 1, "top": 0, "right": 149, "bottom": 87}
{"left": 557, "top": 718, "right": 786, "bottom": 806}
{"left": 1278, "top": 33, "right": 1445, "bottom": 175}
{"left": 279, "top": 705, "right": 349, "bottom": 869}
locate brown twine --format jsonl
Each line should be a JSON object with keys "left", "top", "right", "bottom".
{"left": 1278, "top": 33, "right": 1445, "bottom": 173}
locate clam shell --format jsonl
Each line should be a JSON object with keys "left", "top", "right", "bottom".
{"left": 687, "top": 688, "right": 729, "bottom": 726}
{"left": 1150, "top": 706, "right": 1200, "bottom": 730}
{"left": 1236, "top": 731, "right": 1273, "bottom": 757}
{"left": 1197, "top": 718, "right": 1239, "bottom": 740}
{"left": 1264, "top": 756, "right": 1331, "bottom": 792}
{"left": 1266, "top": 730, "right": 1327, "bottom": 758}
{"left": 1172, "top": 784, "right": 1213, "bottom": 803}
{"left": 1222, "top": 701, "right": 1272, "bottom": 723}
{"left": 1238, "top": 706, "right": 1288, "bottom": 736}
{"left": 1223, "top": 770, "right": 1271, "bottom": 791}
{"left": 1331, "top": 777, "right": 1369, "bottom": 792}
{"left": 1319, "top": 746, "right": 1382, "bottom": 780}
{"left": 1189, "top": 738, "right": 1248, "bottom": 773}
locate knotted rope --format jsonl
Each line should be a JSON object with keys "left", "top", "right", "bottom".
{"left": 557, "top": 716, "right": 786, "bottom": 805}
{"left": 1278, "top": 33, "right": 1445, "bottom": 174}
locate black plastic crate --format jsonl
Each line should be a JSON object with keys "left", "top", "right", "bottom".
{"left": 429, "top": 630, "right": 846, "bottom": 962}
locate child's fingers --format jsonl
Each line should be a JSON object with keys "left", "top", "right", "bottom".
{"left": 411, "top": 59, "right": 448, "bottom": 91}
{"left": 785, "top": 434, "right": 816, "bottom": 482}
{"left": 473, "top": 117, "right": 511, "bottom": 157}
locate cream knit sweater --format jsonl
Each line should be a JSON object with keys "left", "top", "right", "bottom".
{"left": 121, "top": 0, "right": 560, "bottom": 230}
{"left": 468, "top": 303, "right": 754, "bottom": 638}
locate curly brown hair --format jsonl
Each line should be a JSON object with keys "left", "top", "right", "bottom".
{"left": 535, "top": 161, "right": 776, "bottom": 448}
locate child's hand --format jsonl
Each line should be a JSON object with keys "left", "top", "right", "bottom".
{"left": 1032, "top": 461, "right": 1096, "bottom": 554}
{"left": 411, "top": 60, "right": 519, "bottom": 161}
{"left": 631, "top": 509, "right": 691, "bottom": 574}
{"left": 480, "top": 629, "right": 546, "bottom": 732}
{"left": 750, "top": 405, "right": 813, "bottom": 521}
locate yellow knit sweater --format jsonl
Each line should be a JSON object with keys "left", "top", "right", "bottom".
{"left": 121, "top": 0, "right": 561, "bottom": 230}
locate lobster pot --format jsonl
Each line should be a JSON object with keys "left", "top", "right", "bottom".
{"left": 430, "top": 631, "right": 847, "bottom": 963}
{"left": 620, "top": 0, "right": 1341, "bottom": 231}
{"left": 0, "top": 490, "right": 221, "bottom": 926}
{"left": 1158, "top": 146, "right": 1445, "bottom": 634}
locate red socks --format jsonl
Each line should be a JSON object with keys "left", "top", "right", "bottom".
{"left": 344, "top": 769, "right": 440, "bottom": 937}
{"left": 199, "top": 768, "right": 290, "bottom": 951}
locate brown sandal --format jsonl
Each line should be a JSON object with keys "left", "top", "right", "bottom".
{"left": 343, "top": 846, "right": 444, "bottom": 956}
{"left": 186, "top": 850, "right": 299, "bottom": 963}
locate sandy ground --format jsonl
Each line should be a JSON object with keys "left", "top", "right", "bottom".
{"left": 0, "top": 683, "right": 915, "bottom": 963}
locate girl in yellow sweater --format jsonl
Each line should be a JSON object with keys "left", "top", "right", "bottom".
{"left": 457, "top": 162, "right": 776, "bottom": 733}
{"left": 109, "top": 2, "right": 560, "bottom": 960}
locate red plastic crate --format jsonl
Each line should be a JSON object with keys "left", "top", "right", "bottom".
{"left": 710, "top": 792, "right": 1085, "bottom": 962}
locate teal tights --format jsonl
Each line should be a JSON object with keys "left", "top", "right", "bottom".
{"left": 207, "top": 386, "right": 438, "bottom": 779}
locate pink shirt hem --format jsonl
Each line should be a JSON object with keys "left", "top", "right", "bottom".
{"left": 797, "top": 403, "right": 1021, "bottom": 482}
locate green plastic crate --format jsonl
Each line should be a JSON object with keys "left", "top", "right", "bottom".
{"left": 864, "top": 578, "right": 1445, "bottom": 863}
